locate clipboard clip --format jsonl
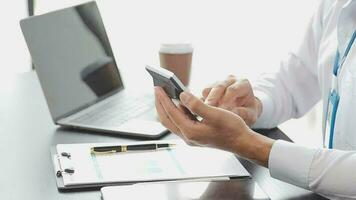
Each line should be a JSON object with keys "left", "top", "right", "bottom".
{"left": 54, "top": 152, "right": 75, "bottom": 177}
{"left": 61, "top": 152, "right": 71, "bottom": 159}
{"left": 56, "top": 168, "right": 75, "bottom": 177}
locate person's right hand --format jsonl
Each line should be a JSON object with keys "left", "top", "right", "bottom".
{"left": 202, "top": 75, "right": 262, "bottom": 126}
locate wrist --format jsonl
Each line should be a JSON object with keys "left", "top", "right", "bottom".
{"left": 233, "top": 130, "right": 275, "bottom": 167}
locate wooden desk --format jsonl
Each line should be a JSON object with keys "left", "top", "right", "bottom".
{"left": 0, "top": 72, "right": 325, "bottom": 199}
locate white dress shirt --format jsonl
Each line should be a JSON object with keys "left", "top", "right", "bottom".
{"left": 252, "top": 0, "right": 356, "bottom": 199}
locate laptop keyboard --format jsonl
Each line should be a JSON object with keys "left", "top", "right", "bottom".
{"left": 70, "top": 94, "right": 155, "bottom": 126}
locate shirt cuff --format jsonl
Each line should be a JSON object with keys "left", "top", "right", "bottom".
{"left": 268, "top": 140, "right": 318, "bottom": 189}
{"left": 251, "top": 90, "right": 275, "bottom": 129}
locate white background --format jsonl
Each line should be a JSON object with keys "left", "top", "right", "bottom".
{"left": 2, "top": 0, "right": 322, "bottom": 146}
{"left": 3, "top": 0, "right": 319, "bottom": 78}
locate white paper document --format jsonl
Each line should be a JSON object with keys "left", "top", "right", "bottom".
{"left": 54, "top": 140, "right": 250, "bottom": 187}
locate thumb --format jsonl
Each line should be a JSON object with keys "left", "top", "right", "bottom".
{"left": 180, "top": 92, "right": 219, "bottom": 121}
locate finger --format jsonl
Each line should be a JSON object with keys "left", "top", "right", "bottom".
{"left": 221, "top": 79, "right": 251, "bottom": 106}
{"left": 204, "top": 85, "right": 225, "bottom": 106}
{"left": 202, "top": 87, "right": 212, "bottom": 100}
{"left": 159, "top": 94, "right": 206, "bottom": 144}
{"left": 157, "top": 98, "right": 192, "bottom": 141}
{"left": 204, "top": 76, "right": 236, "bottom": 106}
{"left": 178, "top": 104, "right": 197, "bottom": 121}
{"left": 154, "top": 94, "right": 182, "bottom": 135}
{"left": 180, "top": 91, "right": 221, "bottom": 123}
{"left": 155, "top": 87, "right": 196, "bottom": 130}
{"left": 156, "top": 87, "right": 209, "bottom": 145}
{"left": 202, "top": 75, "right": 236, "bottom": 101}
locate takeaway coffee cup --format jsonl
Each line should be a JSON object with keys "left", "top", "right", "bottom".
{"left": 159, "top": 44, "right": 193, "bottom": 86}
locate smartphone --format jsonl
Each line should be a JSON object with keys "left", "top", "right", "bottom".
{"left": 146, "top": 65, "right": 201, "bottom": 121}
{"left": 145, "top": 65, "right": 187, "bottom": 100}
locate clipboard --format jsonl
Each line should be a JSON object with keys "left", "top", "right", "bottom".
{"left": 50, "top": 140, "right": 250, "bottom": 190}
{"left": 101, "top": 179, "right": 270, "bottom": 200}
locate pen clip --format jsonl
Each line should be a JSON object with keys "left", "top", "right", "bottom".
{"left": 90, "top": 149, "right": 117, "bottom": 155}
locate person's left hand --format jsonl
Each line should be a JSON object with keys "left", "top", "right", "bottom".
{"left": 154, "top": 86, "right": 274, "bottom": 167}
{"left": 154, "top": 86, "right": 254, "bottom": 152}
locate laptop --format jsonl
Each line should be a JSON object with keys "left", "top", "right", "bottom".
{"left": 20, "top": 1, "right": 168, "bottom": 138}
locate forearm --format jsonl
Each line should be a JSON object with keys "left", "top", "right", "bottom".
{"left": 268, "top": 140, "right": 356, "bottom": 199}
{"left": 232, "top": 130, "right": 275, "bottom": 167}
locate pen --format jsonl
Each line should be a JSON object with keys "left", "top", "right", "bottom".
{"left": 90, "top": 143, "right": 176, "bottom": 154}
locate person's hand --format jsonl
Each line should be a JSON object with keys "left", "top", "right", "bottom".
{"left": 155, "top": 86, "right": 249, "bottom": 151}
{"left": 154, "top": 87, "right": 274, "bottom": 167}
{"left": 202, "top": 75, "right": 262, "bottom": 126}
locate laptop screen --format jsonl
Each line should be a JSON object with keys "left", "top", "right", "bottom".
{"left": 21, "top": 2, "right": 124, "bottom": 120}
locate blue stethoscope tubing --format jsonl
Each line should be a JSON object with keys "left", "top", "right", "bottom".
{"left": 328, "top": 30, "right": 356, "bottom": 149}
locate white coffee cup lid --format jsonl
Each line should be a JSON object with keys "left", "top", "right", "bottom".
{"left": 159, "top": 43, "right": 193, "bottom": 54}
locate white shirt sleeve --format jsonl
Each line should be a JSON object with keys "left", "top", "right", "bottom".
{"left": 252, "top": 0, "right": 325, "bottom": 129}
{"left": 250, "top": 0, "right": 356, "bottom": 198}
{"left": 269, "top": 140, "right": 356, "bottom": 199}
